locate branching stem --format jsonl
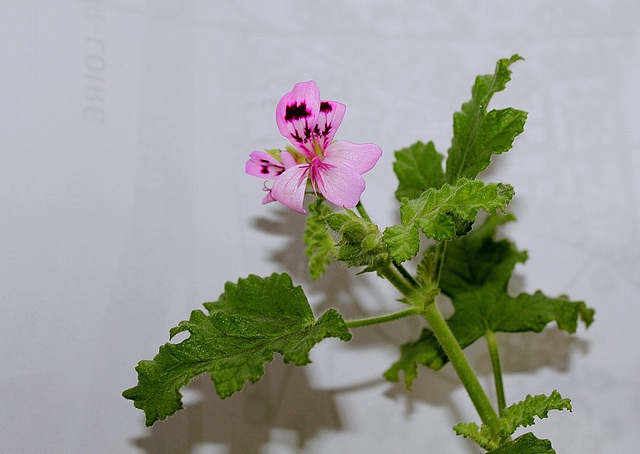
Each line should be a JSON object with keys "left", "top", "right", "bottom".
{"left": 346, "top": 306, "right": 423, "bottom": 328}
{"left": 356, "top": 200, "right": 500, "bottom": 436}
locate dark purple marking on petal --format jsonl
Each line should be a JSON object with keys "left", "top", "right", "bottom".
{"left": 259, "top": 158, "right": 285, "bottom": 175}
{"left": 285, "top": 102, "right": 311, "bottom": 122}
{"left": 320, "top": 102, "right": 332, "bottom": 113}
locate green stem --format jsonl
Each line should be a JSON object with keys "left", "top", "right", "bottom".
{"left": 381, "top": 264, "right": 416, "bottom": 299}
{"left": 433, "top": 240, "right": 448, "bottom": 286}
{"left": 393, "top": 261, "right": 419, "bottom": 288}
{"left": 346, "top": 306, "right": 423, "bottom": 329}
{"left": 485, "top": 330, "right": 507, "bottom": 417}
{"left": 356, "top": 201, "right": 418, "bottom": 291}
{"left": 355, "top": 201, "right": 372, "bottom": 221}
{"left": 356, "top": 200, "right": 500, "bottom": 436}
{"left": 422, "top": 302, "right": 501, "bottom": 435}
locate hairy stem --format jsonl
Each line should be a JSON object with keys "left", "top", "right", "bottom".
{"left": 393, "top": 260, "right": 419, "bottom": 288}
{"left": 423, "top": 302, "right": 501, "bottom": 434}
{"left": 419, "top": 239, "right": 500, "bottom": 435}
{"left": 346, "top": 306, "right": 423, "bottom": 328}
{"left": 433, "top": 240, "right": 448, "bottom": 286}
{"left": 485, "top": 330, "right": 507, "bottom": 417}
{"left": 381, "top": 264, "right": 417, "bottom": 299}
{"left": 355, "top": 200, "right": 372, "bottom": 221}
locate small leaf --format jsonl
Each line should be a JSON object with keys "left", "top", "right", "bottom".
{"left": 381, "top": 224, "right": 420, "bottom": 265}
{"left": 454, "top": 391, "right": 570, "bottom": 451}
{"left": 304, "top": 199, "right": 336, "bottom": 279}
{"left": 499, "top": 391, "right": 571, "bottom": 438}
{"left": 383, "top": 328, "right": 444, "bottom": 387}
{"left": 393, "top": 141, "right": 445, "bottom": 200}
{"left": 454, "top": 421, "right": 494, "bottom": 451}
{"left": 383, "top": 179, "right": 513, "bottom": 263}
{"left": 487, "top": 433, "right": 556, "bottom": 454}
{"left": 445, "top": 55, "right": 527, "bottom": 183}
{"left": 123, "top": 273, "right": 352, "bottom": 426}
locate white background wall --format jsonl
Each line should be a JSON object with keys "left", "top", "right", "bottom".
{"left": 2, "top": 1, "right": 639, "bottom": 453}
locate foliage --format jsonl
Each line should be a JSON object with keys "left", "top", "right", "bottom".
{"left": 124, "top": 55, "right": 594, "bottom": 452}
{"left": 455, "top": 391, "right": 571, "bottom": 451}
{"left": 123, "top": 273, "right": 351, "bottom": 426}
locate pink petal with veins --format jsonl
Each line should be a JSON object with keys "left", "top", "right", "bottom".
{"left": 316, "top": 100, "right": 346, "bottom": 148}
{"left": 315, "top": 164, "right": 366, "bottom": 208}
{"left": 276, "top": 81, "right": 320, "bottom": 155}
{"left": 271, "top": 165, "right": 310, "bottom": 214}
{"left": 245, "top": 151, "right": 284, "bottom": 179}
{"left": 275, "top": 81, "right": 346, "bottom": 157}
{"left": 324, "top": 141, "right": 383, "bottom": 175}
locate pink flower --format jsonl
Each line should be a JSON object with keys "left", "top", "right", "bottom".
{"left": 245, "top": 81, "right": 382, "bottom": 214}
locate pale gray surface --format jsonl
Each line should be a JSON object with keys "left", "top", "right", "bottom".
{"left": 2, "top": 1, "right": 639, "bottom": 453}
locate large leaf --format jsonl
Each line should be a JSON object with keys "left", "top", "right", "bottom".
{"left": 383, "top": 179, "right": 514, "bottom": 263}
{"left": 123, "top": 273, "right": 352, "bottom": 426}
{"left": 385, "top": 215, "right": 594, "bottom": 385}
{"left": 445, "top": 54, "right": 527, "bottom": 183}
{"left": 393, "top": 140, "right": 445, "bottom": 200}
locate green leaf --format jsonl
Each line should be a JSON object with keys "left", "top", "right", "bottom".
{"left": 380, "top": 224, "right": 420, "bottom": 265}
{"left": 393, "top": 141, "right": 445, "bottom": 200}
{"left": 304, "top": 199, "right": 336, "bottom": 279}
{"left": 487, "top": 433, "right": 556, "bottom": 454}
{"left": 454, "top": 391, "right": 570, "bottom": 451}
{"left": 383, "top": 329, "right": 444, "bottom": 387}
{"left": 499, "top": 391, "right": 571, "bottom": 438}
{"left": 385, "top": 215, "right": 594, "bottom": 385}
{"left": 382, "top": 179, "right": 514, "bottom": 263}
{"left": 122, "top": 273, "right": 352, "bottom": 426}
{"left": 445, "top": 54, "right": 527, "bottom": 183}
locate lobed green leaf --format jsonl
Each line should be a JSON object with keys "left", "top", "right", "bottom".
{"left": 499, "top": 391, "right": 571, "bottom": 438}
{"left": 393, "top": 140, "right": 446, "bottom": 200}
{"left": 385, "top": 215, "right": 594, "bottom": 386}
{"left": 454, "top": 391, "right": 570, "bottom": 451}
{"left": 445, "top": 54, "right": 527, "bottom": 183}
{"left": 382, "top": 179, "right": 514, "bottom": 263}
{"left": 383, "top": 328, "right": 444, "bottom": 387}
{"left": 123, "top": 273, "right": 351, "bottom": 426}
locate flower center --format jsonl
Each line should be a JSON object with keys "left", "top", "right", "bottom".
{"left": 306, "top": 156, "right": 334, "bottom": 195}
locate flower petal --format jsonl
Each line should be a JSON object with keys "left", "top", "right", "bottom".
{"left": 271, "top": 165, "right": 310, "bottom": 214}
{"left": 276, "top": 81, "right": 320, "bottom": 156}
{"left": 316, "top": 100, "right": 346, "bottom": 149}
{"left": 280, "top": 150, "right": 297, "bottom": 169}
{"left": 324, "top": 141, "right": 382, "bottom": 175}
{"left": 245, "top": 151, "right": 285, "bottom": 179}
{"left": 315, "top": 164, "right": 366, "bottom": 208}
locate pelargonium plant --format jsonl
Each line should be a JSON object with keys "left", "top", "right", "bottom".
{"left": 123, "top": 55, "right": 594, "bottom": 453}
